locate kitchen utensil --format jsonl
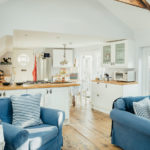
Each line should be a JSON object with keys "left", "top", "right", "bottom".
{"left": 16, "top": 82, "right": 23, "bottom": 86}
{"left": 2, "top": 82, "right": 10, "bottom": 86}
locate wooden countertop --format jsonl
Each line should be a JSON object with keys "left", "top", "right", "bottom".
{"left": 92, "top": 80, "right": 138, "bottom": 85}
{"left": 0, "top": 83, "right": 80, "bottom": 90}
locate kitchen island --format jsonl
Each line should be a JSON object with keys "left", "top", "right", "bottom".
{"left": 0, "top": 82, "right": 80, "bottom": 90}
{"left": 0, "top": 82, "right": 80, "bottom": 123}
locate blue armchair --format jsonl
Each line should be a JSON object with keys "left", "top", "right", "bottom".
{"left": 0, "top": 97, "right": 65, "bottom": 150}
{"left": 110, "top": 96, "right": 150, "bottom": 150}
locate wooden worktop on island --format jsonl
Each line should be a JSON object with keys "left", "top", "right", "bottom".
{"left": 92, "top": 80, "right": 138, "bottom": 85}
{"left": 0, "top": 82, "right": 80, "bottom": 90}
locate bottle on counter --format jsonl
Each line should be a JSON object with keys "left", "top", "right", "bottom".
{"left": 0, "top": 120, "right": 5, "bottom": 150}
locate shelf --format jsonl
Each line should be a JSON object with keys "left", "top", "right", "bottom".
{"left": 0, "top": 62, "right": 12, "bottom": 65}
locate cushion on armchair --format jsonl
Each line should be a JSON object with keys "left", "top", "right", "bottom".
{"left": 0, "top": 98, "right": 12, "bottom": 123}
{"left": 113, "top": 98, "right": 126, "bottom": 110}
{"left": 116, "top": 96, "right": 149, "bottom": 113}
{"left": 26, "top": 124, "right": 58, "bottom": 150}
{"left": 11, "top": 94, "right": 43, "bottom": 128}
{"left": 133, "top": 97, "right": 150, "bottom": 120}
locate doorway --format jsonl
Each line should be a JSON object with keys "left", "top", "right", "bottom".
{"left": 79, "top": 55, "right": 93, "bottom": 100}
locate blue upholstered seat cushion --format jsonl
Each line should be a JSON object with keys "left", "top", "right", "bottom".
{"left": 26, "top": 124, "right": 58, "bottom": 150}
{"left": 0, "top": 98, "right": 12, "bottom": 123}
{"left": 11, "top": 94, "right": 43, "bottom": 128}
{"left": 114, "top": 98, "right": 126, "bottom": 110}
{"left": 133, "top": 97, "right": 150, "bottom": 120}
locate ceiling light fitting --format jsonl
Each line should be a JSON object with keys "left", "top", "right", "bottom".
{"left": 60, "top": 44, "right": 68, "bottom": 65}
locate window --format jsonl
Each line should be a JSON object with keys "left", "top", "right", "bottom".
{"left": 17, "top": 54, "right": 30, "bottom": 66}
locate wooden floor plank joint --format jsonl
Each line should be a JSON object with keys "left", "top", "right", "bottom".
{"left": 62, "top": 103, "right": 121, "bottom": 150}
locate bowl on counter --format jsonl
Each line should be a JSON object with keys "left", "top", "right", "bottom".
{"left": 2, "top": 82, "right": 11, "bottom": 86}
{"left": 16, "top": 82, "right": 23, "bottom": 86}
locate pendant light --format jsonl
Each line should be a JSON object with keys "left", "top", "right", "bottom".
{"left": 60, "top": 44, "right": 68, "bottom": 65}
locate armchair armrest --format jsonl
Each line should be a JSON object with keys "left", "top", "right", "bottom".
{"left": 110, "top": 109, "right": 150, "bottom": 137}
{"left": 2, "top": 122, "right": 29, "bottom": 149}
{"left": 40, "top": 107, "right": 65, "bottom": 131}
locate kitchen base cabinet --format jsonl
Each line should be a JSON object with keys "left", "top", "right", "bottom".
{"left": 0, "top": 87, "right": 71, "bottom": 123}
{"left": 27, "top": 87, "right": 70, "bottom": 121}
{"left": 92, "top": 82, "right": 139, "bottom": 114}
{"left": 44, "top": 87, "right": 70, "bottom": 121}
{"left": 0, "top": 90, "right": 27, "bottom": 98}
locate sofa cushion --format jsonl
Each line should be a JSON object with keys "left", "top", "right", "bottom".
{"left": 11, "top": 94, "right": 42, "bottom": 128}
{"left": 0, "top": 98, "right": 12, "bottom": 123}
{"left": 114, "top": 98, "right": 126, "bottom": 110}
{"left": 133, "top": 97, "right": 150, "bottom": 120}
{"left": 26, "top": 124, "right": 58, "bottom": 150}
{"left": 123, "top": 96, "right": 148, "bottom": 113}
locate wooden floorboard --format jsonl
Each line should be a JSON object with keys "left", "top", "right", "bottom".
{"left": 62, "top": 101, "right": 121, "bottom": 150}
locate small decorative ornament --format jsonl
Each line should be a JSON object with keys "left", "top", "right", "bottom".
{"left": 0, "top": 120, "right": 5, "bottom": 150}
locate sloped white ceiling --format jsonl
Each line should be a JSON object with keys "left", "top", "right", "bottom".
{"left": 0, "top": 0, "right": 133, "bottom": 41}
{"left": 98, "top": 0, "right": 150, "bottom": 46}
{"left": 0, "top": 0, "right": 8, "bottom": 4}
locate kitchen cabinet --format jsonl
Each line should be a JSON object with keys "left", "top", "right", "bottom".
{"left": 0, "top": 87, "right": 71, "bottom": 121}
{"left": 53, "top": 49, "right": 73, "bottom": 68}
{"left": 91, "top": 82, "right": 139, "bottom": 114}
{"left": 102, "top": 40, "right": 135, "bottom": 68}
{"left": 0, "top": 90, "right": 27, "bottom": 98}
{"left": 27, "top": 87, "right": 70, "bottom": 120}
{"left": 102, "top": 44, "right": 112, "bottom": 65}
{"left": 44, "top": 87, "right": 70, "bottom": 120}
{"left": 0, "top": 85, "right": 73, "bottom": 125}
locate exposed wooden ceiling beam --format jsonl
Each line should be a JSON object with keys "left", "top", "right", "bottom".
{"left": 141, "top": 0, "right": 150, "bottom": 9}
{"left": 115, "top": 0, "right": 150, "bottom": 10}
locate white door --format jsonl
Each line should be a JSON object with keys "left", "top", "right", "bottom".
{"left": 80, "top": 55, "right": 93, "bottom": 98}
{"left": 102, "top": 44, "right": 112, "bottom": 66}
{"left": 13, "top": 49, "right": 34, "bottom": 82}
{"left": 114, "top": 41, "right": 127, "bottom": 67}
{"left": 103, "top": 84, "right": 123, "bottom": 113}
{"left": 44, "top": 88, "right": 53, "bottom": 108}
{"left": 44, "top": 87, "right": 70, "bottom": 119}
{"left": 26, "top": 88, "right": 46, "bottom": 107}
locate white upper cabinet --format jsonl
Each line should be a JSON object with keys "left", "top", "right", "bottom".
{"left": 53, "top": 49, "right": 73, "bottom": 68}
{"left": 102, "top": 40, "right": 135, "bottom": 68}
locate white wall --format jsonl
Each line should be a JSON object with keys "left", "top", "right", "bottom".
{"left": 98, "top": 0, "right": 150, "bottom": 47}
{"left": 0, "top": 35, "right": 13, "bottom": 55}
{"left": 0, "top": 0, "right": 133, "bottom": 40}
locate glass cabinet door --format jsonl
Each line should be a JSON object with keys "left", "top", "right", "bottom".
{"left": 115, "top": 43, "right": 125, "bottom": 64}
{"left": 103, "top": 45, "right": 111, "bottom": 64}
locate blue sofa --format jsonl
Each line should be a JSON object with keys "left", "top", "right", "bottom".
{"left": 110, "top": 96, "right": 150, "bottom": 150}
{"left": 0, "top": 97, "right": 65, "bottom": 150}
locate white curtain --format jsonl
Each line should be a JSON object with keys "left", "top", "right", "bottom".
{"left": 142, "top": 47, "right": 150, "bottom": 96}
